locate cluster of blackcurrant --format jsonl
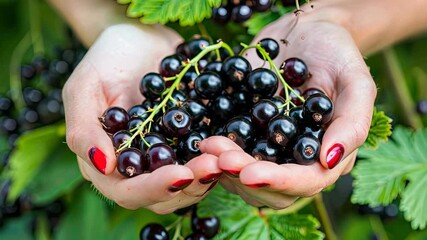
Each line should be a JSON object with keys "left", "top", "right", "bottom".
{"left": 99, "top": 36, "right": 334, "bottom": 178}
{"left": 211, "top": 0, "right": 305, "bottom": 24}
{"left": 0, "top": 34, "right": 85, "bottom": 231}
{"left": 140, "top": 205, "right": 220, "bottom": 240}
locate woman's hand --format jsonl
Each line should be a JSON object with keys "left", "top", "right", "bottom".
{"left": 200, "top": 11, "right": 377, "bottom": 209}
{"left": 63, "top": 24, "right": 222, "bottom": 213}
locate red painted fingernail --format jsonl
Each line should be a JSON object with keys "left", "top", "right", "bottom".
{"left": 222, "top": 169, "right": 240, "bottom": 178}
{"left": 169, "top": 179, "right": 194, "bottom": 192}
{"left": 326, "top": 143, "right": 345, "bottom": 169}
{"left": 88, "top": 147, "right": 106, "bottom": 174}
{"left": 245, "top": 183, "right": 270, "bottom": 189}
{"left": 199, "top": 172, "right": 223, "bottom": 184}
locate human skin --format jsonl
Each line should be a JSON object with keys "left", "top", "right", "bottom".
{"left": 49, "top": 0, "right": 427, "bottom": 210}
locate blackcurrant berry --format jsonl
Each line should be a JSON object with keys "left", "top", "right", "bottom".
{"left": 203, "top": 61, "right": 223, "bottom": 75}
{"left": 280, "top": 57, "right": 310, "bottom": 87}
{"left": 128, "top": 116, "right": 144, "bottom": 130}
{"left": 146, "top": 143, "right": 177, "bottom": 172}
{"left": 293, "top": 134, "right": 320, "bottom": 165}
{"left": 20, "top": 65, "right": 36, "bottom": 80}
{"left": 302, "top": 88, "right": 324, "bottom": 99}
{"left": 0, "top": 96, "right": 13, "bottom": 114}
{"left": 251, "top": 139, "right": 281, "bottom": 162}
{"left": 271, "top": 96, "right": 286, "bottom": 116}
{"left": 253, "top": 0, "right": 272, "bottom": 11}
{"left": 139, "top": 132, "right": 167, "bottom": 152}
{"left": 177, "top": 131, "right": 203, "bottom": 162}
{"left": 36, "top": 97, "right": 63, "bottom": 124}
{"left": 182, "top": 100, "right": 207, "bottom": 124}
{"left": 166, "top": 90, "right": 189, "bottom": 109}
{"left": 212, "top": 6, "right": 230, "bottom": 24}
{"left": 140, "top": 223, "right": 169, "bottom": 240}
{"left": 246, "top": 68, "right": 279, "bottom": 100}
{"left": 23, "top": 87, "right": 44, "bottom": 107}
{"left": 140, "top": 73, "right": 166, "bottom": 100}
{"left": 191, "top": 215, "right": 220, "bottom": 239}
{"left": 231, "top": 5, "right": 252, "bottom": 23}
{"left": 159, "top": 54, "right": 183, "bottom": 77}
{"left": 416, "top": 99, "right": 427, "bottom": 115}
{"left": 303, "top": 93, "right": 334, "bottom": 126}
{"left": 128, "top": 104, "right": 149, "bottom": 119}
{"left": 207, "top": 93, "right": 235, "bottom": 123}
{"left": 194, "top": 72, "right": 224, "bottom": 100}
{"left": 117, "top": 148, "right": 145, "bottom": 177}
{"left": 112, "top": 130, "right": 133, "bottom": 149}
{"left": 186, "top": 38, "right": 211, "bottom": 59}
{"left": 256, "top": 38, "right": 279, "bottom": 60}
{"left": 100, "top": 106, "right": 130, "bottom": 135}
{"left": 161, "top": 107, "right": 192, "bottom": 138}
{"left": 251, "top": 99, "right": 279, "bottom": 130}
{"left": 267, "top": 115, "right": 298, "bottom": 147}
{"left": 223, "top": 116, "right": 254, "bottom": 150}
{"left": 221, "top": 56, "right": 252, "bottom": 86}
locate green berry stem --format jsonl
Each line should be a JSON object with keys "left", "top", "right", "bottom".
{"left": 313, "top": 193, "right": 338, "bottom": 240}
{"left": 240, "top": 43, "right": 305, "bottom": 112}
{"left": 28, "top": 0, "right": 45, "bottom": 55}
{"left": 117, "top": 41, "right": 233, "bottom": 153}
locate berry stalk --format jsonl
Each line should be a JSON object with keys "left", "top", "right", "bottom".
{"left": 240, "top": 43, "right": 305, "bottom": 112}
{"left": 117, "top": 41, "right": 233, "bottom": 153}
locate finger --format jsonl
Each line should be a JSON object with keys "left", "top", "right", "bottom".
{"left": 217, "top": 150, "right": 257, "bottom": 177}
{"left": 80, "top": 158, "right": 195, "bottom": 209}
{"left": 181, "top": 153, "right": 223, "bottom": 197}
{"left": 63, "top": 63, "right": 118, "bottom": 175}
{"left": 319, "top": 64, "right": 376, "bottom": 169}
{"left": 238, "top": 151, "right": 357, "bottom": 197}
{"left": 199, "top": 136, "right": 244, "bottom": 157}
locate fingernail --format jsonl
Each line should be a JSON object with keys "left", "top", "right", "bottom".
{"left": 326, "top": 143, "right": 345, "bottom": 169}
{"left": 199, "top": 172, "right": 223, "bottom": 184}
{"left": 245, "top": 183, "right": 270, "bottom": 189}
{"left": 169, "top": 179, "right": 194, "bottom": 192}
{"left": 88, "top": 147, "right": 106, "bottom": 174}
{"left": 222, "top": 169, "right": 240, "bottom": 178}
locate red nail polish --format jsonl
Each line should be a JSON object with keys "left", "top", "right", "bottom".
{"left": 199, "top": 172, "right": 223, "bottom": 184}
{"left": 169, "top": 179, "right": 194, "bottom": 192}
{"left": 326, "top": 143, "right": 345, "bottom": 169}
{"left": 88, "top": 147, "right": 106, "bottom": 174}
{"left": 245, "top": 183, "right": 270, "bottom": 189}
{"left": 222, "top": 169, "right": 240, "bottom": 178}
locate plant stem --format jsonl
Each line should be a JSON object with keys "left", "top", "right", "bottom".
{"left": 369, "top": 215, "right": 389, "bottom": 240}
{"left": 382, "top": 48, "right": 423, "bottom": 129}
{"left": 9, "top": 33, "right": 32, "bottom": 110}
{"left": 313, "top": 193, "right": 338, "bottom": 240}
{"left": 28, "top": 0, "right": 44, "bottom": 55}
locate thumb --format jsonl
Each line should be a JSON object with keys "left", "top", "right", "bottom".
{"left": 319, "top": 65, "right": 377, "bottom": 169}
{"left": 62, "top": 64, "right": 118, "bottom": 175}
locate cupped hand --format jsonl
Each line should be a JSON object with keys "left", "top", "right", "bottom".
{"left": 200, "top": 11, "right": 377, "bottom": 208}
{"left": 63, "top": 24, "right": 222, "bottom": 213}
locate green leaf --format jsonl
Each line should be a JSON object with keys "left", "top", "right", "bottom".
{"left": 6, "top": 123, "right": 67, "bottom": 201}
{"left": 244, "top": 5, "right": 292, "bottom": 35}
{"left": 364, "top": 108, "right": 393, "bottom": 148}
{"left": 55, "top": 183, "right": 108, "bottom": 240}
{"left": 122, "top": 0, "right": 221, "bottom": 26}
{"left": 352, "top": 127, "right": 427, "bottom": 229}
{"left": 26, "top": 142, "right": 83, "bottom": 205}
{"left": 199, "top": 187, "right": 323, "bottom": 239}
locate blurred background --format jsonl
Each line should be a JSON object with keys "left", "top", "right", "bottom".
{"left": 0, "top": 0, "right": 427, "bottom": 239}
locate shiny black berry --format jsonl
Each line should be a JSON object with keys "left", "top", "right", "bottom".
{"left": 177, "top": 131, "right": 203, "bottom": 162}
{"left": 293, "top": 134, "right": 320, "bottom": 165}
{"left": 251, "top": 99, "right": 279, "bottom": 130}
{"left": 267, "top": 115, "right": 298, "bottom": 147}
{"left": 139, "top": 132, "right": 167, "bottom": 152}
{"left": 100, "top": 106, "right": 130, "bottom": 134}
{"left": 191, "top": 215, "right": 220, "bottom": 239}
{"left": 256, "top": 38, "right": 279, "bottom": 60}
{"left": 161, "top": 107, "right": 192, "bottom": 138}
{"left": 140, "top": 73, "right": 166, "bottom": 100}
{"left": 246, "top": 68, "right": 279, "bottom": 100}
{"left": 207, "top": 93, "right": 235, "bottom": 123}
{"left": 223, "top": 116, "right": 254, "bottom": 150}
{"left": 416, "top": 99, "right": 427, "bottom": 115}
{"left": 251, "top": 139, "right": 281, "bottom": 162}
{"left": 140, "top": 223, "right": 169, "bottom": 240}
{"left": 253, "top": 0, "right": 273, "bottom": 11}
{"left": 128, "top": 104, "right": 149, "bottom": 119}
{"left": 303, "top": 93, "right": 334, "bottom": 126}
{"left": 194, "top": 72, "right": 224, "bottom": 100}
{"left": 221, "top": 56, "right": 252, "bottom": 86}
{"left": 212, "top": 6, "right": 230, "bottom": 24}
{"left": 128, "top": 116, "right": 144, "bottom": 130}
{"left": 184, "top": 233, "right": 208, "bottom": 240}
{"left": 231, "top": 5, "right": 252, "bottom": 23}
{"left": 117, "top": 148, "right": 145, "bottom": 177}
{"left": 182, "top": 100, "right": 207, "bottom": 124}
{"left": 146, "top": 143, "right": 177, "bottom": 172}
{"left": 112, "top": 130, "right": 133, "bottom": 149}
{"left": 280, "top": 57, "right": 310, "bottom": 87}
{"left": 186, "top": 38, "right": 211, "bottom": 59}
{"left": 159, "top": 54, "right": 183, "bottom": 77}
